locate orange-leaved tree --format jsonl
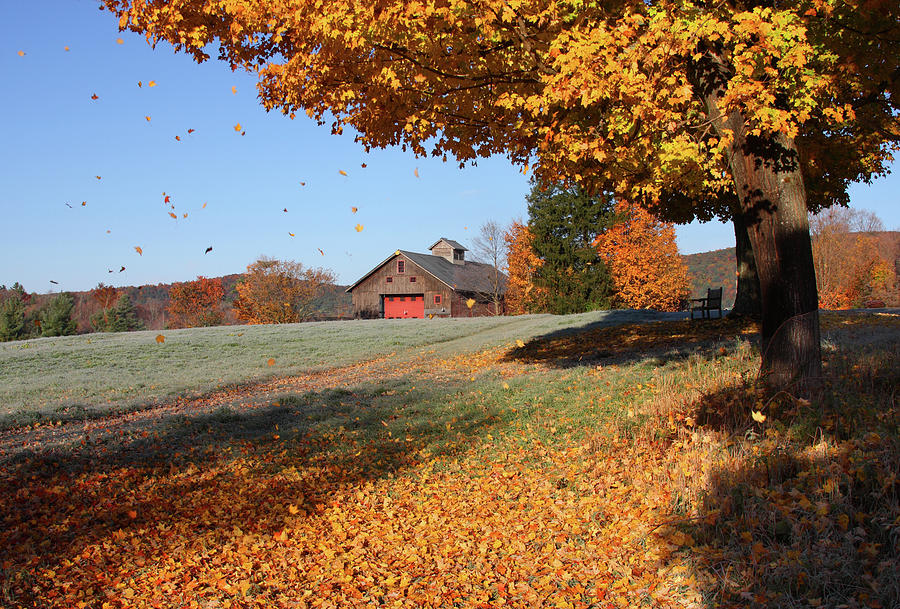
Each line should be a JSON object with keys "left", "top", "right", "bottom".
{"left": 167, "top": 276, "right": 225, "bottom": 328}
{"left": 504, "top": 221, "right": 545, "bottom": 315}
{"left": 101, "top": 0, "right": 900, "bottom": 387}
{"left": 810, "top": 208, "right": 896, "bottom": 309}
{"left": 233, "top": 257, "right": 335, "bottom": 325}
{"left": 594, "top": 203, "right": 690, "bottom": 312}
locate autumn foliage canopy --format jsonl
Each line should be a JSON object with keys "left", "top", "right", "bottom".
{"left": 167, "top": 276, "right": 225, "bottom": 328}
{"left": 594, "top": 203, "right": 690, "bottom": 312}
{"left": 233, "top": 257, "right": 335, "bottom": 325}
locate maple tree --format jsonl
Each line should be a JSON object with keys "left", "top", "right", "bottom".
{"left": 595, "top": 202, "right": 690, "bottom": 312}
{"left": 167, "top": 275, "right": 225, "bottom": 328}
{"left": 233, "top": 256, "right": 336, "bottom": 324}
{"left": 503, "top": 220, "right": 545, "bottom": 315}
{"left": 100, "top": 0, "right": 899, "bottom": 386}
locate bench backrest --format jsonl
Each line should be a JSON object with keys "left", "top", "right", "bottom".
{"left": 706, "top": 287, "right": 723, "bottom": 306}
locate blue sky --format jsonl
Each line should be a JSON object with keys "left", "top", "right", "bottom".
{"left": 2, "top": 0, "right": 897, "bottom": 294}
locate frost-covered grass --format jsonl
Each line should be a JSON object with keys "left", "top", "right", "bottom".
{"left": 0, "top": 310, "right": 684, "bottom": 428}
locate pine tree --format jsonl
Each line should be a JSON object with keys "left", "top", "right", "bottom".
{"left": 0, "top": 296, "right": 26, "bottom": 342}
{"left": 526, "top": 181, "right": 615, "bottom": 314}
{"left": 108, "top": 294, "right": 145, "bottom": 332}
{"left": 40, "top": 293, "right": 78, "bottom": 337}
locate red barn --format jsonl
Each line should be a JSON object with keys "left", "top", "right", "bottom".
{"left": 346, "top": 238, "right": 507, "bottom": 318}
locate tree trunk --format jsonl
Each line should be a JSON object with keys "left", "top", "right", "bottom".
{"left": 730, "top": 211, "right": 761, "bottom": 318}
{"left": 700, "top": 87, "right": 822, "bottom": 390}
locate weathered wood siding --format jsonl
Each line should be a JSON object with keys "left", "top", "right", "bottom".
{"left": 350, "top": 254, "right": 452, "bottom": 318}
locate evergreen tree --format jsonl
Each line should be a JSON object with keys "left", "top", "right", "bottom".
{"left": 526, "top": 181, "right": 615, "bottom": 314}
{"left": 0, "top": 296, "right": 26, "bottom": 342}
{"left": 40, "top": 293, "right": 78, "bottom": 337}
{"left": 108, "top": 293, "right": 145, "bottom": 332}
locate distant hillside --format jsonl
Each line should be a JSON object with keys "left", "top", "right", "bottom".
{"left": 682, "top": 231, "right": 900, "bottom": 310}
{"left": 682, "top": 248, "right": 737, "bottom": 308}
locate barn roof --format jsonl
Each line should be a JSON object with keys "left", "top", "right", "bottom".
{"left": 345, "top": 249, "right": 506, "bottom": 294}
{"left": 429, "top": 238, "right": 468, "bottom": 251}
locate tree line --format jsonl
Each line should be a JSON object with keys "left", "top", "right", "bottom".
{"left": 0, "top": 257, "right": 338, "bottom": 341}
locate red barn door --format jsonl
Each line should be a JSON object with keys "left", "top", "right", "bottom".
{"left": 384, "top": 295, "right": 424, "bottom": 319}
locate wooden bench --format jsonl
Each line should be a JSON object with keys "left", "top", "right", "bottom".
{"left": 690, "top": 287, "right": 723, "bottom": 320}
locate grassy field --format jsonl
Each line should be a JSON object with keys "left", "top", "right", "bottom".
{"left": 0, "top": 310, "right": 682, "bottom": 429}
{"left": 0, "top": 310, "right": 897, "bottom": 608}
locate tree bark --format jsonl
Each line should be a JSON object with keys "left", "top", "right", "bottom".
{"left": 730, "top": 211, "right": 761, "bottom": 318}
{"left": 699, "top": 82, "right": 822, "bottom": 390}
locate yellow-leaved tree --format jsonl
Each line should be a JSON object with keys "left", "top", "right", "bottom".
{"left": 100, "top": 0, "right": 899, "bottom": 387}
{"left": 233, "top": 257, "right": 335, "bottom": 325}
{"left": 504, "top": 221, "right": 545, "bottom": 315}
{"left": 595, "top": 203, "right": 690, "bottom": 312}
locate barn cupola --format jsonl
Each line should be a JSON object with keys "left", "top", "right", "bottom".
{"left": 429, "top": 238, "right": 467, "bottom": 265}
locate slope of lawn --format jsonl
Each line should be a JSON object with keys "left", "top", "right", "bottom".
{"left": 0, "top": 310, "right": 897, "bottom": 608}
{"left": 0, "top": 310, "right": 682, "bottom": 429}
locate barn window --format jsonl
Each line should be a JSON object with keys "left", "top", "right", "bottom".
{"left": 386, "top": 276, "right": 393, "bottom": 283}
{"left": 409, "top": 276, "right": 416, "bottom": 283}
{"left": 434, "top": 295, "right": 441, "bottom": 305}
{"left": 397, "top": 260, "right": 405, "bottom": 274}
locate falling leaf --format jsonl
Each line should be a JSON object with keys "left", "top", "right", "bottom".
{"left": 64, "top": 46, "right": 69, "bottom": 51}
{"left": 466, "top": 298, "right": 476, "bottom": 309}
{"left": 361, "top": 163, "right": 367, "bottom": 168}
{"left": 351, "top": 206, "right": 358, "bottom": 214}
{"left": 516, "top": 339, "right": 525, "bottom": 348}
{"left": 355, "top": 224, "right": 363, "bottom": 232}
{"left": 175, "top": 135, "right": 181, "bottom": 141}
{"left": 96, "top": 175, "right": 102, "bottom": 180}
{"left": 116, "top": 38, "right": 124, "bottom": 44}
{"left": 145, "top": 115, "right": 151, "bottom": 122}
{"left": 182, "top": 212, "right": 188, "bottom": 218}
{"left": 205, "top": 246, "right": 213, "bottom": 254}
{"left": 299, "top": 182, "right": 306, "bottom": 186}
{"left": 106, "top": 229, "right": 111, "bottom": 233}
{"left": 289, "top": 232, "right": 295, "bottom": 237}
{"left": 414, "top": 167, "right": 420, "bottom": 178}
{"left": 164, "top": 194, "right": 170, "bottom": 203}
{"left": 49, "top": 280, "right": 58, "bottom": 285}
{"left": 65, "top": 202, "right": 73, "bottom": 208}
{"left": 241, "top": 131, "right": 246, "bottom": 136}
{"left": 318, "top": 248, "right": 324, "bottom": 256}
{"left": 81, "top": 201, "right": 86, "bottom": 206}
{"left": 134, "top": 246, "right": 143, "bottom": 255}
{"left": 232, "top": 85, "right": 237, "bottom": 94}
{"left": 138, "top": 81, "right": 142, "bottom": 88}
{"left": 201, "top": 202, "right": 207, "bottom": 208}
{"left": 234, "top": 123, "right": 242, "bottom": 132}
{"left": 267, "top": 358, "right": 275, "bottom": 366}
{"left": 119, "top": 266, "right": 125, "bottom": 272}
{"left": 339, "top": 170, "right": 348, "bottom": 176}
{"left": 283, "top": 208, "right": 288, "bottom": 212}
{"left": 187, "top": 128, "right": 195, "bottom": 134}
{"left": 91, "top": 94, "right": 99, "bottom": 100}
{"left": 148, "top": 80, "right": 156, "bottom": 87}
{"left": 155, "top": 334, "right": 165, "bottom": 344}
{"left": 751, "top": 410, "right": 767, "bottom": 423}
{"left": 464, "top": 226, "right": 468, "bottom": 230}
{"left": 168, "top": 212, "right": 177, "bottom": 219}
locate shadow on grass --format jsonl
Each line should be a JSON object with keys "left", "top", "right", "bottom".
{"left": 0, "top": 379, "right": 500, "bottom": 607}
{"left": 655, "top": 344, "right": 899, "bottom": 607}
{"left": 503, "top": 315, "right": 759, "bottom": 369}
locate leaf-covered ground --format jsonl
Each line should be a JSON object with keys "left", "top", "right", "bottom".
{"left": 1, "top": 312, "right": 897, "bottom": 608}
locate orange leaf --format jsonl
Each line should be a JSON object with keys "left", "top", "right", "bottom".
{"left": 351, "top": 206, "right": 358, "bottom": 213}
{"left": 201, "top": 202, "right": 207, "bottom": 208}
{"left": 414, "top": 167, "right": 420, "bottom": 178}
{"left": 148, "top": 80, "right": 156, "bottom": 87}
{"left": 466, "top": 298, "right": 475, "bottom": 308}
{"left": 168, "top": 212, "right": 177, "bottom": 219}
{"left": 145, "top": 115, "right": 151, "bottom": 122}
{"left": 134, "top": 246, "right": 143, "bottom": 255}
{"left": 17, "top": 50, "right": 25, "bottom": 57}
{"left": 231, "top": 85, "right": 237, "bottom": 95}
{"left": 91, "top": 93, "right": 99, "bottom": 100}
{"left": 339, "top": 170, "right": 348, "bottom": 176}
{"left": 175, "top": 135, "right": 181, "bottom": 141}
{"left": 267, "top": 358, "right": 275, "bottom": 366}
{"left": 116, "top": 38, "right": 124, "bottom": 44}
{"left": 289, "top": 232, "right": 295, "bottom": 237}
{"left": 234, "top": 122, "right": 242, "bottom": 132}
{"left": 355, "top": 224, "right": 363, "bottom": 232}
